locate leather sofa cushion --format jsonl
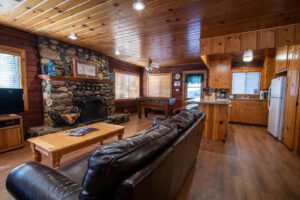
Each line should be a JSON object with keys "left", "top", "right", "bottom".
{"left": 58, "top": 155, "right": 90, "bottom": 185}
{"left": 80, "top": 122, "right": 178, "bottom": 200}
{"left": 167, "top": 111, "right": 195, "bottom": 131}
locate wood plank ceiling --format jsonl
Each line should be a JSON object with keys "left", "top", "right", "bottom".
{"left": 0, "top": 0, "right": 300, "bottom": 67}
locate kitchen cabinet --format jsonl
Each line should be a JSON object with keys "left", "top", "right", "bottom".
{"left": 225, "top": 34, "right": 241, "bottom": 53}
{"left": 200, "top": 38, "right": 211, "bottom": 55}
{"left": 275, "top": 25, "right": 295, "bottom": 47}
{"left": 262, "top": 56, "right": 275, "bottom": 89}
{"left": 211, "top": 36, "right": 225, "bottom": 54}
{"left": 241, "top": 31, "right": 257, "bottom": 51}
{"left": 229, "top": 100, "right": 268, "bottom": 125}
{"left": 257, "top": 29, "right": 275, "bottom": 49}
{"left": 208, "top": 58, "right": 231, "bottom": 89}
{"left": 275, "top": 45, "right": 288, "bottom": 73}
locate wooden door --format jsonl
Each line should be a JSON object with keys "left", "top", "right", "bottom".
{"left": 282, "top": 45, "right": 300, "bottom": 150}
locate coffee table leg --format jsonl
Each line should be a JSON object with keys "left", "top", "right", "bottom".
{"left": 30, "top": 144, "right": 41, "bottom": 163}
{"left": 51, "top": 153, "right": 62, "bottom": 169}
{"left": 118, "top": 129, "right": 124, "bottom": 140}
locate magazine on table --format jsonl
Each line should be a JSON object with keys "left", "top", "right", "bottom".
{"left": 65, "top": 127, "right": 98, "bottom": 136}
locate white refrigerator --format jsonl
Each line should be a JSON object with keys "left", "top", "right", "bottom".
{"left": 267, "top": 76, "right": 287, "bottom": 140}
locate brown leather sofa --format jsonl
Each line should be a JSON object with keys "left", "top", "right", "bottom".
{"left": 6, "top": 108, "right": 205, "bottom": 200}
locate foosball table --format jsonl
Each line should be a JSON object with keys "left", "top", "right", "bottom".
{"left": 136, "top": 97, "right": 176, "bottom": 118}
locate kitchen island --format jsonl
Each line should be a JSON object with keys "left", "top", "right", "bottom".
{"left": 186, "top": 98, "right": 230, "bottom": 141}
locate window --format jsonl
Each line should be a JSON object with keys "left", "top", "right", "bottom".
{"left": 115, "top": 71, "right": 139, "bottom": 99}
{"left": 232, "top": 72, "right": 261, "bottom": 95}
{"left": 147, "top": 74, "right": 171, "bottom": 97}
{"left": 186, "top": 74, "right": 202, "bottom": 98}
{"left": 0, "top": 52, "right": 22, "bottom": 89}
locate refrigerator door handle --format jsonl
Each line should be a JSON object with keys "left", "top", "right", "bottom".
{"left": 268, "top": 86, "right": 271, "bottom": 110}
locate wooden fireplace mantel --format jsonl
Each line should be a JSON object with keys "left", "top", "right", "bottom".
{"left": 38, "top": 75, "right": 112, "bottom": 83}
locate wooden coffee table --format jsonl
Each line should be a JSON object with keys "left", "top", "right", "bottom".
{"left": 27, "top": 122, "right": 125, "bottom": 169}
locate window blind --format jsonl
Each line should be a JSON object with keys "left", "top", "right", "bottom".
{"left": 232, "top": 72, "right": 260, "bottom": 95}
{"left": 148, "top": 74, "right": 171, "bottom": 97}
{"left": 115, "top": 72, "right": 139, "bottom": 99}
{"left": 0, "top": 52, "right": 22, "bottom": 89}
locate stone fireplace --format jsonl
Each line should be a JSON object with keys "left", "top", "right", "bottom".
{"left": 38, "top": 36, "right": 115, "bottom": 127}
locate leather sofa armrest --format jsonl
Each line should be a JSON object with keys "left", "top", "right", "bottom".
{"left": 6, "top": 162, "right": 82, "bottom": 200}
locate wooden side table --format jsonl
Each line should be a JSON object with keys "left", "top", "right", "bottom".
{"left": 0, "top": 114, "right": 24, "bottom": 153}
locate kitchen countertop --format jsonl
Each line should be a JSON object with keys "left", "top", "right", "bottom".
{"left": 229, "top": 98, "right": 267, "bottom": 101}
{"left": 185, "top": 98, "right": 230, "bottom": 105}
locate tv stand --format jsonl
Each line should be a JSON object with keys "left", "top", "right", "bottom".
{"left": 0, "top": 114, "right": 24, "bottom": 153}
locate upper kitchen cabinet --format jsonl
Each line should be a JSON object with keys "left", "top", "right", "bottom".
{"left": 257, "top": 29, "right": 275, "bottom": 49}
{"left": 262, "top": 56, "right": 275, "bottom": 89}
{"left": 211, "top": 36, "right": 225, "bottom": 54}
{"left": 225, "top": 34, "right": 241, "bottom": 53}
{"left": 208, "top": 58, "right": 231, "bottom": 89}
{"left": 275, "top": 25, "right": 295, "bottom": 47}
{"left": 241, "top": 32, "right": 257, "bottom": 51}
{"left": 275, "top": 45, "right": 288, "bottom": 73}
{"left": 200, "top": 38, "right": 212, "bottom": 55}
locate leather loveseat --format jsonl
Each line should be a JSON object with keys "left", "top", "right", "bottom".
{"left": 6, "top": 108, "right": 206, "bottom": 200}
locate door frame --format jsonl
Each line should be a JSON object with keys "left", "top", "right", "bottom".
{"left": 182, "top": 70, "right": 207, "bottom": 106}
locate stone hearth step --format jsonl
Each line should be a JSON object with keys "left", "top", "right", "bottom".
{"left": 107, "top": 113, "right": 130, "bottom": 124}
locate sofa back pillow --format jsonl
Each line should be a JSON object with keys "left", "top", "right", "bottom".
{"left": 80, "top": 122, "right": 178, "bottom": 200}
{"left": 167, "top": 111, "right": 195, "bottom": 131}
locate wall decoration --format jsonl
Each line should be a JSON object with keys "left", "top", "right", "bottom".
{"left": 47, "top": 61, "right": 56, "bottom": 75}
{"left": 109, "top": 72, "right": 114, "bottom": 81}
{"left": 73, "top": 58, "right": 98, "bottom": 78}
{"left": 41, "top": 61, "right": 56, "bottom": 75}
{"left": 174, "top": 73, "right": 181, "bottom": 80}
{"left": 174, "top": 81, "right": 181, "bottom": 87}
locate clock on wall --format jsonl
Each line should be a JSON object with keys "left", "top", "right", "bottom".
{"left": 174, "top": 73, "right": 181, "bottom": 80}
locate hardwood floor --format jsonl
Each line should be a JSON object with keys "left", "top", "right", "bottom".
{"left": 178, "top": 124, "right": 300, "bottom": 200}
{"left": 0, "top": 114, "right": 300, "bottom": 200}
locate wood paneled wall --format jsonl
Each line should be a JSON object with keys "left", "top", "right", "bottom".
{"left": 0, "top": 25, "right": 43, "bottom": 136}
{"left": 142, "top": 64, "right": 208, "bottom": 108}
{"left": 109, "top": 57, "right": 143, "bottom": 113}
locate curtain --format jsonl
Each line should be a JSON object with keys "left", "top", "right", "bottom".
{"left": 185, "top": 74, "right": 203, "bottom": 84}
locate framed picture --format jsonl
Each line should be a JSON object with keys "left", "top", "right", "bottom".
{"left": 72, "top": 58, "right": 98, "bottom": 78}
{"left": 174, "top": 81, "right": 181, "bottom": 87}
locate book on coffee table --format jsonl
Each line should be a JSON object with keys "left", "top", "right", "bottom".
{"left": 65, "top": 127, "right": 98, "bottom": 136}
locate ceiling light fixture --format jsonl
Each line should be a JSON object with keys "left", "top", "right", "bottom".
{"left": 243, "top": 50, "right": 253, "bottom": 62}
{"left": 68, "top": 33, "right": 77, "bottom": 40}
{"left": 115, "top": 49, "right": 120, "bottom": 55}
{"left": 133, "top": 2, "right": 146, "bottom": 11}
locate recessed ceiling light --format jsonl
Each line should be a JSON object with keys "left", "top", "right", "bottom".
{"left": 115, "top": 49, "right": 120, "bottom": 55}
{"left": 68, "top": 33, "right": 77, "bottom": 40}
{"left": 243, "top": 50, "right": 253, "bottom": 62}
{"left": 133, "top": 2, "right": 146, "bottom": 11}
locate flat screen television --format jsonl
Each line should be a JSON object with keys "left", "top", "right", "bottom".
{"left": 0, "top": 88, "right": 24, "bottom": 115}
